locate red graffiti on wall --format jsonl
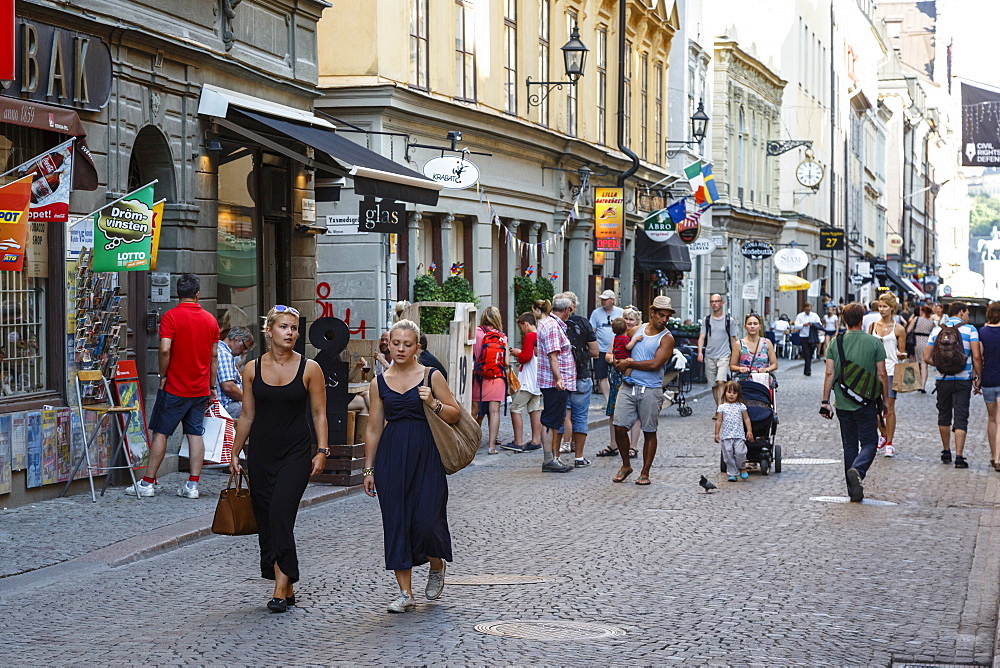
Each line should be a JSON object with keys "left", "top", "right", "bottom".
{"left": 316, "top": 282, "right": 366, "bottom": 338}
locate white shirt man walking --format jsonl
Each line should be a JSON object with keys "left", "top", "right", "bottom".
{"left": 697, "top": 294, "right": 737, "bottom": 409}
{"left": 589, "top": 289, "right": 624, "bottom": 403}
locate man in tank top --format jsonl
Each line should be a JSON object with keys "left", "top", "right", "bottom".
{"left": 610, "top": 296, "right": 676, "bottom": 486}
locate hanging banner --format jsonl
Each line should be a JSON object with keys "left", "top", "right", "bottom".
{"left": 742, "top": 278, "right": 760, "bottom": 300}
{"left": 643, "top": 209, "right": 675, "bottom": 242}
{"left": 0, "top": 175, "right": 31, "bottom": 272}
{"left": 594, "top": 187, "right": 624, "bottom": 252}
{"left": 962, "top": 83, "right": 1000, "bottom": 166}
{"left": 150, "top": 199, "right": 165, "bottom": 271}
{"left": 92, "top": 183, "right": 155, "bottom": 272}
{"left": 18, "top": 138, "right": 74, "bottom": 223}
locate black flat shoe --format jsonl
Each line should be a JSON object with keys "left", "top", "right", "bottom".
{"left": 286, "top": 595, "right": 296, "bottom": 607}
{"left": 267, "top": 597, "right": 288, "bottom": 613}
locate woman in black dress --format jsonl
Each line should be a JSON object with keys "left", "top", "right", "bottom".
{"left": 364, "top": 319, "right": 460, "bottom": 613}
{"left": 230, "top": 305, "right": 328, "bottom": 613}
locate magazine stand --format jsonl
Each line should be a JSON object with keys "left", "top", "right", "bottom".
{"left": 60, "top": 370, "right": 140, "bottom": 502}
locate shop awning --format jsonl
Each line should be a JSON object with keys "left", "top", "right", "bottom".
{"left": 901, "top": 276, "right": 925, "bottom": 298}
{"left": 778, "top": 274, "right": 811, "bottom": 292}
{"left": 882, "top": 268, "right": 921, "bottom": 297}
{"left": 0, "top": 97, "right": 99, "bottom": 190}
{"left": 634, "top": 231, "right": 692, "bottom": 272}
{"left": 198, "top": 85, "right": 441, "bottom": 206}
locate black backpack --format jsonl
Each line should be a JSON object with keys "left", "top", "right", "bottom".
{"left": 704, "top": 314, "right": 732, "bottom": 339}
{"left": 565, "top": 316, "right": 593, "bottom": 379}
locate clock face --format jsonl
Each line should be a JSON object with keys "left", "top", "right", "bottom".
{"left": 796, "top": 160, "right": 824, "bottom": 187}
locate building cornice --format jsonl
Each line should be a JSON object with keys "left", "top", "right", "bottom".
{"left": 714, "top": 40, "right": 787, "bottom": 95}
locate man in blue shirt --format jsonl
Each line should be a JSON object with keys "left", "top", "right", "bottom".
{"left": 217, "top": 326, "right": 254, "bottom": 419}
{"left": 925, "top": 301, "right": 982, "bottom": 468}
{"left": 589, "top": 289, "right": 623, "bottom": 403}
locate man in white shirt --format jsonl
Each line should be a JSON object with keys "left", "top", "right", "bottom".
{"left": 794, "top": 303, "right": 823, "bottom": 376}
{"left": 588, "top": 289, "right": 624, "bottom": 403}
{"left": 861, "top": 300, "right": 881, "bottom": 333}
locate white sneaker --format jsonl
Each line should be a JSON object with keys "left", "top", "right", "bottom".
{"left": 426, "top": 563, "right": 446, "bottom": 600}
{"left": 387, "top": 590, "right": 416, "bottom": 613}
{"left": 560, "top": 442, "right": 572, "bottom": 453}
{"left": 877, "top": 436, "right": 886, "bottom": 452}
{"left": 176, "top": 483, "right": 200, "bottom": 499}
{"left": 884, "top": 444, "right": 896, "bottom": 457}
{"left": 124, "top": 480, "right": 155, "bottom": 497}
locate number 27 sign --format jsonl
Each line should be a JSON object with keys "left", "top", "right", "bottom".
{"left": 820, "top": 227, "right": 844, "bottom": 251}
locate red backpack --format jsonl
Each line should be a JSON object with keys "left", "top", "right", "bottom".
{"left": 475, "top": 328, "right": 507, "bottom": 380}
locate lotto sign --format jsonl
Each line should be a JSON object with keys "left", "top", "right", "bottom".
{"left": 92, "top": 183, "right": 155, "bottom": 272}
{"left": 0, "top": 176, "right": 32, "bottom": 272}
{"left": 594, "top": 188, "right": 624, "bottom": 252}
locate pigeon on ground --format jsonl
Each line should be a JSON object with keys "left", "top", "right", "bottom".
{"left": 699, "top": 475, "right": 717, "bottom": 493}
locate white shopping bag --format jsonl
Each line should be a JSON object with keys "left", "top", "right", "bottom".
{"left": 749, "top": 372, "right": 771, "bottom": 388}
{"left": 180, "top": 401, "right": 235, "bottom": 464}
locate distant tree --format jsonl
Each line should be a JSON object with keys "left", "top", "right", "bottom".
{"left": 970, "top": 194, "right": 1000, "bottom": 237}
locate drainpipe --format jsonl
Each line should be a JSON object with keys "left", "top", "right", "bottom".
{"left": 616, "top": 0, "right": 640, "bottom": 279}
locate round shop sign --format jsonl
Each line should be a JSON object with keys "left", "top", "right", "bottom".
{"left": 772, "top": 247, "right": 809, "bottom": 272}
{"left": 741, "top": 240, "right": 774, "bottom": 261}
{"left": 887, "top": 233, "right": 903, "bottom": 250}
{"left": 687, "top": 238, "right": 717, "bottom": 255}
{"left": 422, "top": 156, "right": 480, "bottom": 189}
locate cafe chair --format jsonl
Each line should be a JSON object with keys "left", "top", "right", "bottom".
{"left": 60, "top": 369, "right": 141, "bottom": 502}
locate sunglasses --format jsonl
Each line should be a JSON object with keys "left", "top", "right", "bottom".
{"left": 274, "top": 305, "right": 300, "bottom": 317}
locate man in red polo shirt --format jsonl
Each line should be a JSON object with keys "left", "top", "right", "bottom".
{"left": 126, "top": 273, "right": 219, "bottom": 498}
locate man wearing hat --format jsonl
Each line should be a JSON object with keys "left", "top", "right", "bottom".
{"left": 610, "top": 295, "right": 676, "bottom": 486}
{"left": 589, "top": 289, "right": 624, "bottom": 403}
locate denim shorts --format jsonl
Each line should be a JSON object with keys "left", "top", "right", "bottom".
{"left": 887, "top": 375, "right": 897, "bottom": 399}
{"left": 149, "top": 389, "right": 208, "bottom": 437}
{"left": 558, "top": 377, "right": 592, "bottom": 435}
{"left": 983, "top": 386, "right": 1000, "bottom": 404}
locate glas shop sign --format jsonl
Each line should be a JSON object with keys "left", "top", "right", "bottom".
{"left": 423, "top": 156, "right": 480, "bottom": 190}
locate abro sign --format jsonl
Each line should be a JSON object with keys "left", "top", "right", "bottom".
{"left": 0, "top": 18, "right": 113, "bottom": 111}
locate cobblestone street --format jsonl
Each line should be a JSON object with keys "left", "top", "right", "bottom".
{"left": 3, "top": 368, "right": 1000, "bottom": 666}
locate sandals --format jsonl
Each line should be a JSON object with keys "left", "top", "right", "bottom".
{"left": 629, "top": 448, "right": 638, "bottom": 458}
{"left": 635, "top": 476, "right": 651, "bottom": 486}
{"left": 596, "top": 445, "right": 619, "bottom": 457}
{"left": 612, "top": 468, "right": 633, "bottom": 483}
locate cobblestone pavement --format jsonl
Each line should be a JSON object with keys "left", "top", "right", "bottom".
{"left": 3, "top": 365, "right": 1000, "bottom": 666}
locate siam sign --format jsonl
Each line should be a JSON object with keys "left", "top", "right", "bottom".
{"left": 0, "top": 19, "right": 112, "bottom": 112}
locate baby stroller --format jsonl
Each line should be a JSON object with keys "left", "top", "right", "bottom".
{"left": 720, "top": 378, "right": 780, "bottom": 474}
{"left": 662, "top": 347, "right": 693, "bottom": 417}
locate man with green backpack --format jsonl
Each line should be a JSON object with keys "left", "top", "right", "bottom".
{"left": 821, "top": 302, "right": 889, "bottom": 502}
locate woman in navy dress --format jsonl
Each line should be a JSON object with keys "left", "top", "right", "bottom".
{"left": 364, "top": 319, "right": 460, "bottom": 613}
{"left": 230, "top": 305, "right": 329, "bottom": 613}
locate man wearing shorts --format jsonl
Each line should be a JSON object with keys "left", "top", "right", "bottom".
{"left": 502, "top": 312, "right": 543, "bottom": 453}
{"left": 558, "top": 292, "right": 599, "bottom": 468}
{"left": 589, "top": 289, "right": 623, "bottom": 403}
{"left": 535, "top": 296, "right": 576, "bottom": 473}
{"left": 127, "top": 273, "right": 219, "bottom": 498}
{"left": 698, "top": 294, "right": 736, "bottom": 410}
{"left": 612, "top": 296, "right": 675, "bottom": 485}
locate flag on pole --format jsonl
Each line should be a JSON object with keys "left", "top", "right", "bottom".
{"left": 92, "top": 182, "right": 156, "bottom": 272}
{"left": 701, "top": 163, "right": 719, "bottom": 205}
{"left": 0, "top": 175, "right": 32, "bottom": 271}
{"left": 18, "top": 138, "right": 75, "bottom": 223}
{"left": 666, "top": 198, "right": 688, "bottom": 224}
{"left": 150, "top": 199, "right": 166, "bottom": 270}
{"left": 684, "top": 161, "right": 707, "bottom": 204}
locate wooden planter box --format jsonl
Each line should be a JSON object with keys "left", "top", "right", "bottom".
{"left": 311, "top": 442, "right": 365, "bottom": 486}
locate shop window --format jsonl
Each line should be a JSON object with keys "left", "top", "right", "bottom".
{"left": 455, "top": 0, "right": 477, "bottom": 102}
{"left": 410, "top": 0, "right": 430, "bottom": 90}
{"left": 504, "top": 0, "right": 517, "bottom": 115}
{"left": 596, "top": 27, "right": 607, "bottom": 145}
{"left": 217, "top": 147, "right": 260, "bottom": 340}
{"left": 537, "top": 0, "right": 550, "bottom": 127}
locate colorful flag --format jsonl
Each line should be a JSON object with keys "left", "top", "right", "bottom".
{"left": 0, "top": 175, "right": 32, "bottom": 272}
{"left": 92, "top": 183, "right": 155, "bottom": 272}
{"left": 18, "top": 138, "right": 74, "bottom": 224}
{"left": 677, "top": 205, "right": 708, "bottom": 244}
{"left": 684, "top": 161, "right": 707, "bottom": 204}
{"left": 702, "top": 163, "right": 719, "bottom": 205}
{"left": 150, "top": 199, "right": 165, "bottom": 270}
{"left": 666, "top": 198, "right": 688, "bottom": 224}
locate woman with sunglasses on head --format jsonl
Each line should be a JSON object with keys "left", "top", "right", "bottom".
{"left": 729, "top": 313, "right": 778, "bottom": 388}
{"left": 229, "top": 305, "right": 329, "bottom": 613}
{"left": 364, "top": 319, "right": 460, "bottom": 613}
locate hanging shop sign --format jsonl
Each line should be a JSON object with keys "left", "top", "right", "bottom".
{"left": 594, "top": 187, "right": 624, "bottom": 252}
{"left": 0, "top": 175, "right": 31, "bottom": 272}
{"left": 901, "top": 261, "right": 917, "bottom": 275}
{"left": 643, "top": 209, "right": 675, "bottom": 242}
{"left": 887, "top": 233, "right": 903, "bottom": 251}
{"left": 687, "top": 238, "right": 716, "bottom": 256}
{"left": 0, "top": 0, "right": 12, "bottom": 81}
{"left": 742, "top": 278, "right": 759, "bottom": 301}
{"left": 92, "top": 183, "right": 155, "bottom": 272}
{"left": 422, "top": 156, "right": 479, "bottom": 189}
{"left": 358, "top": 196, "right": 405, "bottom": 233}
{"left": 820, "top": 227, "right": 844, "bottom": 251}
{"left": 1, "top": 19, "right": 113, "bottom": 112}
{"left": 872, "top": 258, "right": 888, "bottom": 279}
{"left": 741, "top": 240, "right": 774, "bottom": 260}
{"left": 677, "top": 213, "right": 701, "bottom": 243}
{"left": 19, "top": 138, "right": 74, "bottom": 223}
{"left": 772, "top": 247, "right": 809, "bottom": 272}
{"left": 593, "top": 251, "right": 605, "bottom": 265}
{"left": 850, "top": 274, "right": 865, "bottom": 286}
{"left": 961, "top": 83, "right": 1000, "bottom": 166}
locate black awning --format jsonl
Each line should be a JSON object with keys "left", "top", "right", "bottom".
{"left": 634, "top": 230, "right": 692, "bottom": 272}
{"left": 234, "top": 109, "right": 440, "bottom": 206}
{"left": 882, "top": 268, "right": 920, "bottom": 297}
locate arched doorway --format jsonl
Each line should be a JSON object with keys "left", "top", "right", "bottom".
{"left": 126, "top": 126, "right": 177, "bottom": 389}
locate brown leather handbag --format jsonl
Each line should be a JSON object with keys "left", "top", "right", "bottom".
{"left": 211, "top": 471, "right": 258, "bottom": 536}
{"left": 422, "top": 368, "right": 481, "bottom": 475}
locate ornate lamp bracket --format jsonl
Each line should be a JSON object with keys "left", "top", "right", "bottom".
{"left": 766, "top": 140, "right": 813, "bottom": 156}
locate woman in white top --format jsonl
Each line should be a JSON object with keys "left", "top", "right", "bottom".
{"left": 869, "top": 292, "right": 907, "bottom": 457}
{"left": 821, "top": 306, "right": 840, "bottom": 357}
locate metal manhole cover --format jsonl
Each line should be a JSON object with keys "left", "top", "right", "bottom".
{"left": 474, "top": 620, "right": 627, "bottom": 640}
{"left": 449, "top": 575, "right": 549, "bottom": 586}
{"left": 810, "top": 496, "right": 898, "bottom": 506}
{"left": 782, "top": 458, "right": 840, "bottom": 465}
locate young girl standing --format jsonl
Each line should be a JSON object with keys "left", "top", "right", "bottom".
{"left": 714, "top": 381, "right": 754, "bottom": 482}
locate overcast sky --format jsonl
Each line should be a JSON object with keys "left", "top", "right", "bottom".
{"left": 945, "top": 0, "right": 1000, "bottom": 90}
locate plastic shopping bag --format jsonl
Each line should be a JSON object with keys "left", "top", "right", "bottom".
{"left": 180, "top": 401, "right": 235, "bottom": 464}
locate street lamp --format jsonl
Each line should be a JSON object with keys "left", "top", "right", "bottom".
{"left": 526, "top": 23, "right": 589, "bottom": 108}
{"left": 666, "top": 100, "right": 710, "bottom": 157}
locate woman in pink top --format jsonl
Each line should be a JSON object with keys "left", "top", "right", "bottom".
{"left": 472, "top": 306, "right": 509, "bottom": 454}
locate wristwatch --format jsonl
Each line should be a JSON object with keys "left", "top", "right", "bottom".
{"left": 316, "top": 448, "right": 331, "bottom": 456}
